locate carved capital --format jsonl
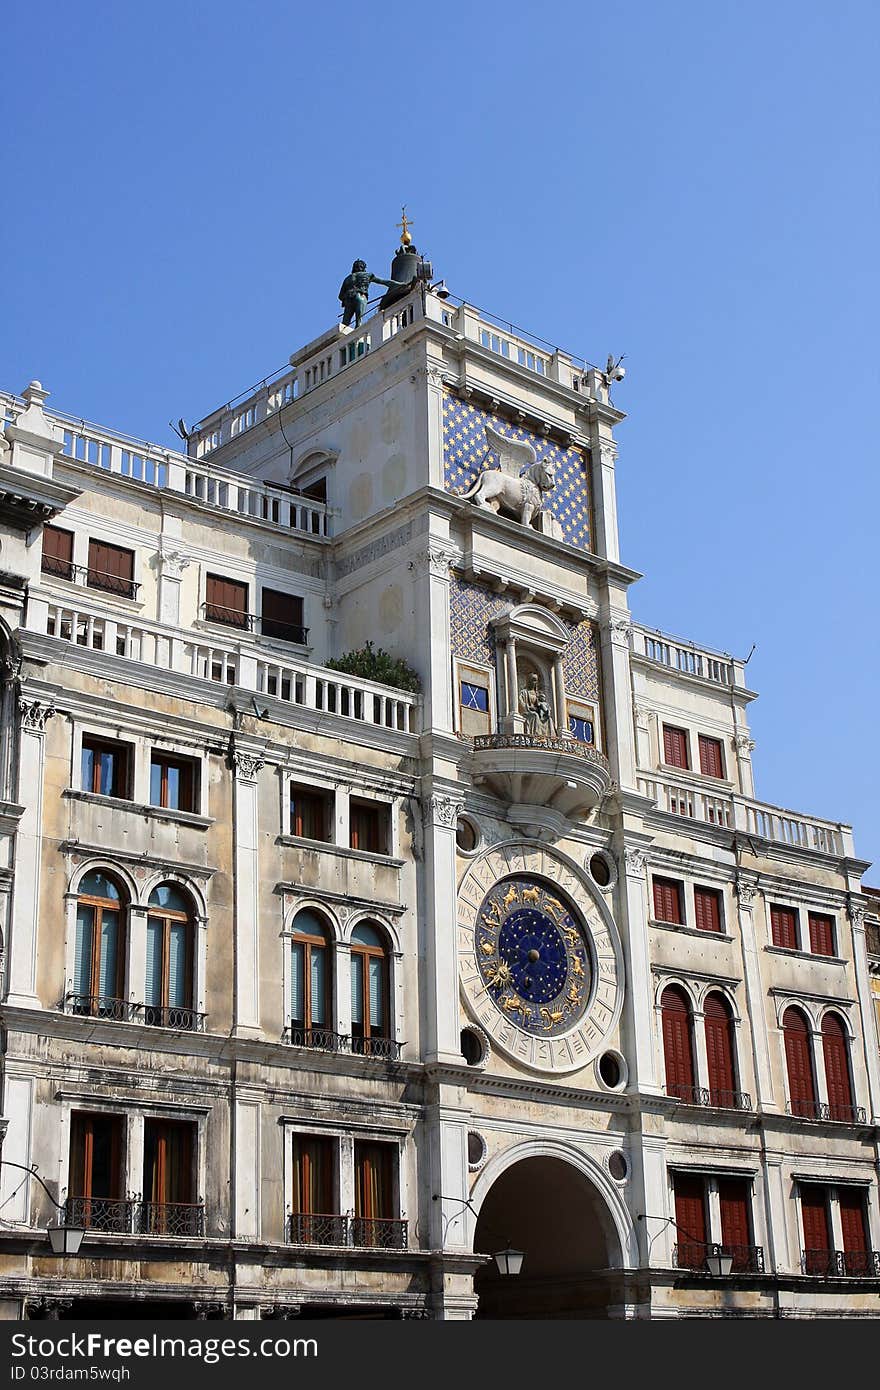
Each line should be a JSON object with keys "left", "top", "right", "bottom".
{"left": 426, "top": 364, "right": 446, "bottom": 388}
{"left": 599, "top": 441, "right": 618, "bottom": 467}
{"left": 409, "top": 545, "right": 455, "bottom": 580}
{"left": 609, "top": 617, "right": 632, "bottom": 646}
{"left": 424, "top": 794, "right": 461, "bottom": 829}
{"left": 633, "top": 703, "right": 650, "bottom": 731}
{"left": 159, "top": 547, "right": 190, "bottom": 580}
{"left": 736, "top": 874, "right": 758, "bottom": 909}
{"left": 623, "top": 846, "right": 648, "bottom": 876}
{"left": 848, "top": 895, "right": 867, "bottom": 930}
{"left": 233, "top": 750, "right": 265, "bottom": 780}
{"left": 734, "top": 733, "right": 756, "bottom": 755}
{"left": 18, "top": 697, "right": 56, "bottom": 732}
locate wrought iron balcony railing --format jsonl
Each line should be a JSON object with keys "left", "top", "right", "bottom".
{"left": 281, "top": 1027, "right": 402, "bottom": 1060}
{"left": 786, "top": 1099, "right": 867, "bottom": 1125}
{"left": 41, "top": 556, "right": 140, "bottom": 600}
{"left": 65, "top": 992, "right": 132, "bottom": 1021}
{"left": 801, "top": 1249, "right": 880, "bottom": 1277}
{"left": 673, "top": 1242, "right": 765, "bottom": 1274}
{"left": 138, "top": 1003, "right": 206, "bottom": 1031}
{"left": 64, "top": 1196, "right": 136, "bottom": 1234}
{"left": 666, "top": 1084, "right": 753, "bottom": 1112}
{"left": 287, "top": 1213, "right": 407, "bottom": 1250}
{"left": 63, "top": 1198, "right": 205, "bottom": 1237}
{"left": 202, "top": 602, "right": 253, "bottom": 630}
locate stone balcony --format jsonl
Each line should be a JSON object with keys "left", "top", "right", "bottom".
{"left": 471, "top": 733, "right": 612, "bottom": 824}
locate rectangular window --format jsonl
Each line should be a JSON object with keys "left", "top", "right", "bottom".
{"left": 261, "top": 587, "right": 306, "bottom": 643}
{"left": 350, "top": 798, "right": 389, "bottom": 855}
{"left": 694, "top": 886, "right": 722, "bottom": 933}
{"left": 808, "top": 912, "right": 835, "bottom": 957}
{"left": 150, "top": 753, "right": 197, "bottom": 812}
{"left": 662, "top": 725, "right": 690, "bottom": 769}
{"left": 87, "top": 539, "right": 136, "bottom": 598}
{"left": 718, "top": 1178, "right": 753, "bottom": 1269}
{"left": 291, "top": 1136, "right": 336, "bottom": 1234}
{"left": 353, "top": 1140, "right": 395, "bottom": 1246}
{"left": 81, "top": 736, "right": 130, "bottom": 798}
{"left": 673, "top": 1173, "right": 707, "bottom": 1269}
{"left": 68, "top": 1112, "right": 126, "bottom": 1231}
{"left": 142, "top": 1119, "right": 197, "bottom": 1235}
{"left": 770, "top": 904, "right": 799, "bottom": 951}
{"left": 290, "top": 784, "right": 332, "bottom": 842}
{"left": 205, "top": 574, "right": 249, "bottom": 628}
{"left": 460, "top": 682, "right": 489, "bottom": 712}
{"left": 42, "top": 525, "right": 75, "bottom": 580}
{"left": 653, "top": 877, "right": 684, "bottom": 925}
{"left": 698, "top": 734, "right": 725, "bottom": 779}
{"left": 839, "top": 1190, "right": 870, "bottom": 1275}
{"left": 800, "top": 1184, "right": 832, "bottom": 1274}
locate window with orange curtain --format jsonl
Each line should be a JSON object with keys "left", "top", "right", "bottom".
{"left": 142, "top": 1119, "right": 194, "bottom": 1233}
{"left": 292, "top": 1136, "right": 334, "bottom": 1216}
{"left": 353, "top": 1141, "right": 394, "bottom": 1240}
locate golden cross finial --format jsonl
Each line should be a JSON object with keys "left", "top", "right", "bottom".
{"left": 396, "top": 205, "right": 413, "bottom": 246}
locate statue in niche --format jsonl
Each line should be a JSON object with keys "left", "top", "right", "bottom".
{"left": 459, "top": 424, "right": 556, "bottom": 529}
{"left": 518, "top": 673, "right": 556, "bottom": 738}
{"left": 338, "top": 260, "right": 409, "bottom": 330}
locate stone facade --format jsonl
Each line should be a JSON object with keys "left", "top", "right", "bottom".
{"left": 0, "top": 283, "right": 876, "bottom": 1319}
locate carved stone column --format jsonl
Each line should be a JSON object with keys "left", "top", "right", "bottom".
{"left": 616, "top": 843, "right": 660, "bottom": 1094}
{"left": 7, "top": 698, "right": 55, "bottom": 1007}
{"left": 157, "top": 545, "right": 190, "bottom": 628}
{"left": 735, "top": 875, "right": 774, "bottom": 1109}
{"left": 552, "top": 656, "right": 569, "bottom": 737}
{"left": 232, "top": 748, "right": 265, "bottom": 1036}
{"left": 409, "top": 543, "right": 455, "bottom": 733}
{"left": 733, "top": 731, "right": 756, "bottom": 799}
{"left": 421, "top": 791, "right": 464, "bottom": 1063}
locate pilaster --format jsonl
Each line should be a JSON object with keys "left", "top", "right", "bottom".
{"left": 232, "top": 748, "right": 264, "bottom": 1035}
{"left": 7, "top": 698, "right": 55, "bottom": 1006}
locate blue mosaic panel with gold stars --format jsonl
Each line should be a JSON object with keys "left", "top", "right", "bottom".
{"left": 449, "top": 579, "right": 601, "bottom": 705}
{"left": 442, "top": 391, "right": 593, "bottom": 551}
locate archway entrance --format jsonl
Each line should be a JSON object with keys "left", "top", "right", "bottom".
{"left": 473, "top": 1156, "right": 622, "bottom": 1318}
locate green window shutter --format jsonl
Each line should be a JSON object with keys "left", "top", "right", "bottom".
{"left": 74, "top": 904, "right": 95, "bottom": 997}
{"left": 145, "top": 918, "right": 163, "bottom": 1007}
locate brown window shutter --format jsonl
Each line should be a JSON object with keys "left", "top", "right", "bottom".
{"left": 704, "top": 993, "right": 736, "bottom": 1102}
{"left": 839, "top": 1190, "right": 868, "bottom": 1257}
{"left": 206, "top": 574, "right": 248, "bottom": 626}
{"left": 43, "top": 525, "right": 74, "bottom": 563}
{"left": 783, "top": 1007, "right": 816, "bottom": 1116}
{"left": 809, "top": 913, "right": 835, "bottom": 956}
{"left": 698, "top": 734, "right": 725, "bottom": 779}
{"left": 673, "top": 1174, "right": 707, "bottom": 1267}
{"left": 694, "top": 886, "right": 721, "bottom": 933}
{"left": 718, "top": 1179, "right": 752, "bottom": 1253}
{"left": 661, "top": 986, "right": 695, "bottom": 1099}
{"left": 663, "top": 725, "right": 689, "bottom": 769}
{"left": 771, "top": 905, "right": 798, "bottom": 950}
{"left": 262, "top": 587, "right": 304, "bottom": 640}
{"left": 800, "top": 1185, "right": 831, "bottom": 1255}
{"left": 821, "top": 1013, "right": 853, "bottom": 1119}
{"left": 653, "top": 877, "right": 683, "bottom": 924}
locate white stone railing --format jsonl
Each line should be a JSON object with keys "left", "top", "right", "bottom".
{"left": 637, "top": 772, "right": 852, "bottom": 856}
{"left": 37, "top": 602, "right": 420, "bottom": 735}
{"left": 632, "top": 625, "right": 741, "bottom": 687}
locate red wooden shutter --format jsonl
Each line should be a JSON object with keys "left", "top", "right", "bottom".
{"left": 694, "top": 887, "right": 722, "bottom": 933}
{"left": 770, "top": 905, "right": 798, "bottom": 950}
{"left": 839, "top": 1190, "right": 868, "bottom": 1273}
{"left": 673, "top": 1174, "right": 707, "bottom": 1268}
{"left": 783, "top": 1008, "right": 816, "bottom": 1117}
{"left": 821, "top": 1013, "right": 853, "bottom": 1120}
{"left": 661, "top": 986, "right": 695, "bottom": 1101}
{"left": 206, "top": 574, "right": 248, "bottom": 626}
{"left": 653, "top": 877, "right": 683, "bottom": 924}
{"left": 704, "top": 993, "right": 736, "bottom": 1105}
{"left": 42, "top": 525, "right": 74, "bottom": 577}
{"left": 808, "top": 913, "right": 835, "bottom": 957}
{"left": 800, "top": 1185, "right": 831, "bottom": 1272}
{"left": 698, "top": 735, "right": 725, "bottom": 779}
{"left": 663, "top": 725, "right": 689, "bottom": 769}
{"left": 718, "top": 1179, "right": 752, "bottom": 1267}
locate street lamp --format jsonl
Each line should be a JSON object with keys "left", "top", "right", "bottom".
{"left": 0, "top": 1160, "right": 85, "bottom": 1256}
{"left": 705, "top": 1245, "right": 734, "bottom": 1277}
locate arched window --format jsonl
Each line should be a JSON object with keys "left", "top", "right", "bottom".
{"left": 146, "top": 884, "right": 195, "bottom": 1029}
{"left": 73, "top": 871, "right": 127, "bottom": 1018}
{"left": 704, "top": 993, "right": 737, "bottom": 1108}
{"left": 661, "top": 986, "right": 695, "bottom": 1102}
{"left": 290, "top": 910, "right": 332, "bottom": 1047}
{"left": 821, "top": 1013, "right": 854, "bottom": 1122}
{"left": 783, "top": 1006, "right": 817, "bottom": 1119}
{"left": 350, "top": 923, "right": 390, "bottom": 1056}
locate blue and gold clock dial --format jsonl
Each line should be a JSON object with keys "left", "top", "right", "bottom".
{"left": 475, "top": 876, "right": 591, "bottom": 1036}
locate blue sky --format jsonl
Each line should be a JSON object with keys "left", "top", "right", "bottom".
{"left": 2, "top": 2, "right": 878, "bottom": 869}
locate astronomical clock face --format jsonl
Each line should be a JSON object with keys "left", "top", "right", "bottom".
{"left": 458, "top": 845, "right": 622, "bottom": 1075}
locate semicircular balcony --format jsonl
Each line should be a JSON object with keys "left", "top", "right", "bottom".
{"left": 470, "top": 733, "right": 612, "bottom": 819}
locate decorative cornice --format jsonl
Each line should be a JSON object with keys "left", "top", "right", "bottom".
{"left": 18, "top": 697, "right": 56, "bottom": 732}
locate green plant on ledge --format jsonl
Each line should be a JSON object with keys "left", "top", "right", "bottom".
{"left": 325, "top": 640, "right": 422, "bottom": 693}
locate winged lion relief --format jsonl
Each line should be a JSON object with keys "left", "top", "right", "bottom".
{"left": 457, "top": 424, "right": 558, "bottom": 532}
